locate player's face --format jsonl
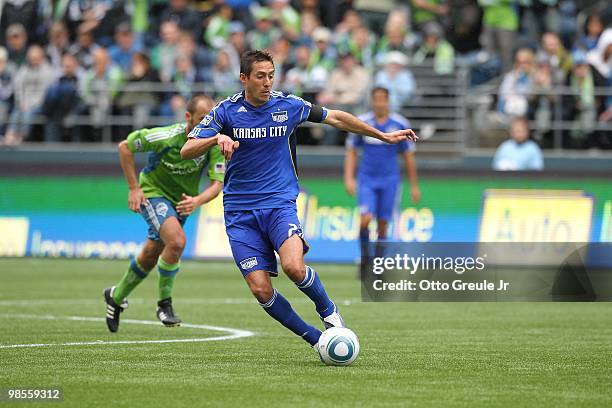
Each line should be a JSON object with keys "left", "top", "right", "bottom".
{"left": 241, "top": 61, "right": 275, "bottom": 105}
{"left": 186, "top": 100, "right": 213, "bottom": 134}
{"left": 371, "top": 91, "right": 389, "bottom": 117}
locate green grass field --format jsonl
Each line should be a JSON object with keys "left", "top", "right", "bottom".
{"left": 1, "top": 258, "right": 611, "bottom": 407}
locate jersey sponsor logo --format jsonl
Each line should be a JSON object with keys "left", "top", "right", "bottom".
{"left": 240, "top": 256, "right": 258, "bottom": 270}
{"left": 214, "top": 162, "right": 226, "bottom": 174}
{"left": 155, "top": 202, "right": 169, "bottom": 217}
{"left": 237, "top": 106, "right": 248, "bottom": 113}
{"left": 271, "top": 110, "right": 289, "bottom": 123}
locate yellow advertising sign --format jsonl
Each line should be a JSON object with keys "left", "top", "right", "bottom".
{"left": 479, "top": 190, "right": 594, "bottom": 242}
{"left": 0, "top": 217, "right": 29, "bottom": 257}
{"left": 194, "top": 193, "right": 232, "bottom": 258}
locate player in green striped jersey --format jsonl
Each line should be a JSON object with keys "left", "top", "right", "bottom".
{"left": 104, "top": 95, "right": 225, "bottom": 332}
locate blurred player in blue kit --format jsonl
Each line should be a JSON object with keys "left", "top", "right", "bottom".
{"left": 344, "top": 87, "right": 420, "bottom": 264}
{"left": 181, "top": 51, "right": 417, "bottom": 351}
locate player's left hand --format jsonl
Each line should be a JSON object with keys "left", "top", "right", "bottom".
{"left": 384, "top": 129, "right": 418, "bottom": 144}
{"left": 177, "top": 193, "right": 199, "bottom": 216}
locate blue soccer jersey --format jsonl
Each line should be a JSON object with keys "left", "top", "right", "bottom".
{"left": 346, "top": 112, "right": 415, "bottom": 180}
{"left": 189, "top": 91, "right": 327, "bottom": 211}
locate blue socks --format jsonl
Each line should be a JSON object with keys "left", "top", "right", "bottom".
{"left": 260, "top": 289, "right": 321, "bottom": 346}
{"left": 296, "top": 265, "right": 335, "bottom": 318}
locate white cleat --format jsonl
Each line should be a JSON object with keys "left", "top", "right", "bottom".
{"left": 320, "top": 304, "right": 345, "bottom": 329}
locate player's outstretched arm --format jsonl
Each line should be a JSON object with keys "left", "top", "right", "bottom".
{"left": 118, "top": 140, "right": 148, "bottom": 212}
{"left": 181, "top": 136, "right": 219, "bottom": 159}
{"left": 323, "top": 109, "right": 418, "bottom": 144}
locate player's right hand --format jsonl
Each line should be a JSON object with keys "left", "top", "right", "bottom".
{"left": 345, "top": 179, "right": 357, "bottom": 196}
{"left": 218, "top": 134, "right": 239, "bottom": 161}
{"left": 128, "top": 188, "right": 148, "bottom": 212}
{"left": 384, "top": 129, "right": 418, "bottom": 144}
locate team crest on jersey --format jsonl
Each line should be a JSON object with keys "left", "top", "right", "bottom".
{"left": 271, "top": 111, "right": 288, "bottom": 123}
{"left": 133, "top": 139, "right": 143, "bottom": 151}
{"left": 155, "top": 202, "right": 169, "bottom": 217}
{"left": 240, "top": 257, "right": 258, "bottom": 270}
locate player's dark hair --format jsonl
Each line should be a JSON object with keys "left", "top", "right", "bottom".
{"left": 371, "top": 87, "right": 390, "bottom": 98}
{"left": 240, "top": 50, "right": 274, "bottom": 77}
{"left": 186, "top": 94, "right": 214, "bottom": 115}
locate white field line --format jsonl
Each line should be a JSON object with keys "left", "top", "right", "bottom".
{"left": 0, "top": 314, "right": 254, "bottom": 349}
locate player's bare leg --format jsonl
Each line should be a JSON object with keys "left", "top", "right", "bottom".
{"left": 280, "top": 235, "right": 344, "bottom": 329}
{"left": 156, "top": 217, "right": 186, "bottom": 326}
{"left": 245, "top": 269, "right": 321, "bottom": 346}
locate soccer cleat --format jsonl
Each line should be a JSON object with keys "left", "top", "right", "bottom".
{"left": 320, "top": 303, "right": 345, "bottom": 329}
{"left": 313, "top": 341, "right": 324, "bottom": 363}
{"left": 103, "top": 286, "right": 126, "bottom": 333}
{"left": 156, "top": 298, "right": 182, "bottom": 327}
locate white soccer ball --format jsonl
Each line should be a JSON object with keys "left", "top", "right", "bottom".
{"left": 317, "top": 327, "right": 360, "bottom": 366}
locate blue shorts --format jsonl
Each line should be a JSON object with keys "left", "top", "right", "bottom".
{"left": 140, "top": 197, "right": 187, "bottom": 241}
{"left": 225, "top": 207, "right": 309, "bottom": 277}
{"left": 358, "top": 177, "right": 401, "bottom": 221}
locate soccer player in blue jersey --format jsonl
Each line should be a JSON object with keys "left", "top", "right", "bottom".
{"left": 344, "top": 87, "right": 420, "bottom": 264}
{"left": 181, "top": 51, "right": 417, "bottom": 351}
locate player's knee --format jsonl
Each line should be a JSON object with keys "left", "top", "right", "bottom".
{"left": 249, "top": 280, "right": 273, "bottom": 303}
{"left": 165, "top": 234, "right": 186, "bottom": 254}
{"left": 282, "top": 261, "right": 305, "bottom": 282}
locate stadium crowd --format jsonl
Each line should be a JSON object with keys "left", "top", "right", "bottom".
{"left": 0, "top": 0, "right": 610, "bottom": 148}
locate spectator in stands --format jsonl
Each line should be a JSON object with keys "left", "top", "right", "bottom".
{"left": 109, "top": 23, "right": 143, "bottom": 74}
{"left": 204, "top": 3, "right": 233, "bottom": 49}
{"left": 247, "top": 7, "right": 281, "bottom": 50}
{"left": 338, "top": 26, "right": 377, "bottom": 70}
{"left": 79, "top": 48, "right": 123, "bottom": 131}
{"left": 298, "top": 10, "right": 321, "bottom": 44}
{"left": 374, "top": 51, "right": 416, "bottom": 112}
{"left": 3, "top": 45, "right": 55, "bottom": 146}
{"left": 520, "top": 0, "right": 561, "bottom": 44}
{"left": 412, "top": 21, "right": 455, "bottom": 75}
{"left": 211, "top": 49, "right": 241, "bottom": 98}
{"left": 588, "top": 29, "right": 612, "bottom": 123}
{"left": 532, "top": 54, "right": 555, "bottom": 140}
{"left": 269, "top": 0, "right": 301, "bottom": 41}
{"left": 45, "top": 22, "right": 71, "bottom": 70}
{"left": 171, "top": 54, "right": 203, "bottom": 102}
{"left": 69, "top": 23, "right": 101, "bottom": 70}
{"left": 317, "top": 52, "right": 370, "bottom": 143}
{"left": 309, "top": 27, "right": 336, "bottom": 72}
{"left": 575, "top": 14, "right": 605, "bottom": 52}
{"left": 283, "top": 44, "right": 328, "bottom": 97}
{"left": 0, "top": 47, "right": 14, "bottom": 139}
{"left": 492, "top": 116, "right": 543, "bottom": 171}
{"left": 116, "top": 52, "right": 161, "bottom": 128}
{"left": 0, "top": 0, "right": 37, "bottom": 45}
{"left": 478, "top": 0, "right": 518, "bottom": 71}
{"left": 151, "top": 21, "right": 181, "bottom": 83}
{"left": 42, "top": 53, "right": 82, "bottom": 142}
{"left": 334, "top": 9, "right": 363, "bottom": 39}
{"left": 269, "top": 36, "right": 292, "bottom": 84}
{"left": 537, "top": 32, "right": 573, "bottom": 84}
{"left": 177, "top": 31, "right": 214, "bottom": 81}
{"left": 497, "top": 48, "right": 535, "bottom": 118}
{"left": 160, "top": 0, "right": 202, "bottom": 40}
{"left": 411, "top": 0, "right": 449, "bottom": 32}
{"left": 223, "top": 22, "right": 249, "bottom": 72}
{"left": 375, "top": 23, "right": 414, "bottom": 67}
{"left": 5, "top": 24, "right": 28, "bottom": 68}
{"left": 562, "top": 50, "right": 598, "bottom": 147}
